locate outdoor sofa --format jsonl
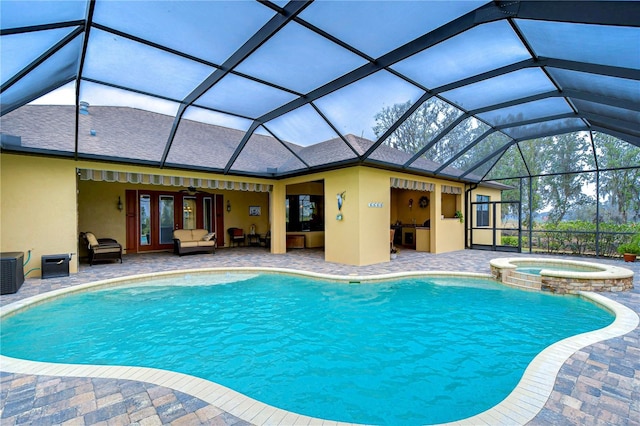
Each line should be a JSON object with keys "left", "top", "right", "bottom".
{"left": 173, "top": 229, "right": 216, "bottom": 256}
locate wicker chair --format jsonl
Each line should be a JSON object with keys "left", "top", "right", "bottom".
{"left": 227, "top": 227, "right": 246, "bottom": 247}
{"left": 80, "top": 232, "right": 122, "bottom": 265}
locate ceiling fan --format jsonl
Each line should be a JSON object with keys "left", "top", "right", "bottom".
{"left": 179, "top": 186, "right": 209, "bottom": 195}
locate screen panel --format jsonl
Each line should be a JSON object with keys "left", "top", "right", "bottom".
{"left": 369, "top": 97, "right": 464, "bottom": 164}
{"left": 299, "top": 1, "right": 486, "bottom": 58}
{"left": 517, "top": 132, "right": 596, "bottom": 175}
{"left": 1, "top": 27, "right": 79, "bottom": 85}
{"left": 1, "top": 34, "right": 82, "bottom": 115}
{"left": 484, "top": 143, "right": 529, "bottom": 180}
{"left": 477, "top": 98, "right": 573, "bottom": 127}
{"left": 234, "top": 22, "right": 367, "bottom": 94}
{"left": 83, "top": 28, "right": 214, "bottom": 101}
{"left": 501, "top": 118, "right": 586, "bottom": 141}
{"left": 229, "top": 132, "right": 306, "bottom": 174}
{"left": 516, "top": 19, "right": 640, "bottom": 69}
{"left": 449, "top": 131, "right": 512, "bottom": 178}
{"left": 391, "top": 20, "right": 531, "bottom": 89}
{"left": 264, "top": 103, "right": 341, "bottom": 148}
{"left": 440, "top": 68, "right": 556, "bottom": 111}
{"left": 314, "top": 70, "right": 425, "bottom": 141}
{"left": 420, "top": 117, "right": 491, "bottom": 168}
{"left": 1, "top": 0, "right": 86, "bottom": 29}
{"left": 195, "top": 73, "right": 298, "bottom": 119}
{"left": 92, "top": 0, "right": 275, "bottom": 65}
{"left": 549, "top": 68, "right": 640, "bottom": 104}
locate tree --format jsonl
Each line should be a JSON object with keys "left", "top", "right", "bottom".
{"left": 537, "top": 133, "right": 594, "bottom": 224}
{"left": 595, "top": 133, "right": 640, "bottom": 223}
{"left": 372, "top": 98, "right": 461, "bottom": 155}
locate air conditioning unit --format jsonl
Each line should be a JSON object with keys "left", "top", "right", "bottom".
{"left": 1, "top": 252, "right": 25, "bottom": 295}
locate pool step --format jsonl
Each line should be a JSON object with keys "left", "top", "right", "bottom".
{"left": 504, "top": 272, "right": 542, "bottom": 290}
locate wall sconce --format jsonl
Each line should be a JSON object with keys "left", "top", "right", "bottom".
{"left": 117, "top": 196, "right": 123, "bottom": 212}
{"left": 226, "top": 200, "right": 231, "bottom": 212}
{"left": 408, "top": 198, "right": 414, "bottom": 209}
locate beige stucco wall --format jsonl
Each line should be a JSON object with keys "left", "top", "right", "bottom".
{"left": 323, "top": 167, "right": 365, "bottom": 265}
{"left": 221, "top": 190, "right": 269, "bottom": 246}
{"left": 1, "top": 154, "right": 79, "bottom": 277}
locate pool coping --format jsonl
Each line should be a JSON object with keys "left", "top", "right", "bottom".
{"left": 1, "top": 267, "right": 638, "bottom": 426}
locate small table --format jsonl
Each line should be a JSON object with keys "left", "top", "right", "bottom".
{"left": 247, "top": 234, "right": 260, "bottom": 246}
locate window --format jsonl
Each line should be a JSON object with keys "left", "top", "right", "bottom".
{"left": 476, "top": 195, "right": 490, "bottom": 227}
{"left": 286, "top": 194, "right": 324, "bottom": 232}
{"left": 140, "top": 194, "right": 151, "bottom": 245}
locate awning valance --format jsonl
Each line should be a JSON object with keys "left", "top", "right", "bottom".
{"left": 78, "top": 169, "right": 272, "bottom": 192}
{"left": 390, "top": 178, "right": 434, "bottom": 192}
{"left": 441, "top": 184, "right": 462, "bottom": 195}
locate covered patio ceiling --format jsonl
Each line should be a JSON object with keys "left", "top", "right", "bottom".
{"left": 1, "top": 1, "right": 639, "bottom": 182}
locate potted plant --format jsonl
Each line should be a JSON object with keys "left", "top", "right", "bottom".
{"left": 617, "top": 234, "right": 640, "bottom": 262}
{"left": 454, "top": 210, "right": 464, "bottom": 223}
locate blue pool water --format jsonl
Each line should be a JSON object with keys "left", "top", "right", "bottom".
{"left": 517, "top": 265, "right": 597, "bottom": 275}
{"left": 0, "top": 273, "right": 613, "bottom": 425}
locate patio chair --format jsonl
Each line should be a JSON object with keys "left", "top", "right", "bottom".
{"left": 80, "top": 232, "right": 123, "bottom": 265}
{"left": 227, "top": 227, "right": 246, "bottom": 247}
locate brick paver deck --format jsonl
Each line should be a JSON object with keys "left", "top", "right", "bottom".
{"left": 1, "top": 248, "right": 638, "bottom": 425}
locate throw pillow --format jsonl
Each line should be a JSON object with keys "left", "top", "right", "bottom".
{"left": 85, "top": 232, "right": 99, "bottom": 247}
{"left": 202, "top": 232, "right": 215, "bottom": 241}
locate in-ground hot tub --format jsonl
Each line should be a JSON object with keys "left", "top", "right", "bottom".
{"left": 490, "top": 257, "right": 634, "bottom": 294}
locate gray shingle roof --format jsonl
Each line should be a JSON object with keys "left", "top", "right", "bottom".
{"left": 0, "top": 104, "right": 508, "bottom": 188}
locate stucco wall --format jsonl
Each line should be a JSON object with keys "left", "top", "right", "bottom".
{"left": 357, "top": 168, "right": 392, "bottom": 265}
{"left": 324, "top": 168, "right": 362, "bottom": 265}
{"left": 1, "top": 154, "right": 78, "bottom": 277}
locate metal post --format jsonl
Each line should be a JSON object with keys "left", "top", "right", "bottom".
{"left": 528, "top": 177, "right": 533, "bottom": 253}
{"left": 595, "top": 170, "right": 600, "bottom": 257}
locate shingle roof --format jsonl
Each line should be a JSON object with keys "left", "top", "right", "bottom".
{"left": 1, "top": 104, "right": 508, "bottom": 188}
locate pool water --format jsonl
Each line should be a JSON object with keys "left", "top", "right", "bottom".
{"left": 516, "top": 265, "right": 598, "bottom": 275}
{"left": 0, "top": 273, "right": 613, "bottom": 425}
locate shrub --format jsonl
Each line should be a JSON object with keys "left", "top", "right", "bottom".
{"left": 617, "top": 234, "right": 640, "bottom": 255}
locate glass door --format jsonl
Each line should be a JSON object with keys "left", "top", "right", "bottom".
{"left": 159, "top": 195, "right": 175, "bottom": 245}
{"left": 182, "top": 197, "right": 197, "bottom": 230}
{"left": 136, "top": 191, "right": 179, "bottom": 251}
{"left": 140, "top": 194, "right": 151, "bottom": 246}
{"left": 129, "top": 190, "right": 223, "bottom": 252}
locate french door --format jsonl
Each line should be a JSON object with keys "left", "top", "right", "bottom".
{"left": 126, "top": 190, "right": 223, "bottom": 252}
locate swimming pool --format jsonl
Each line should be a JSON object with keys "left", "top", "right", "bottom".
{"left": 0, "top": 271, "right": 618, "bottom": 425}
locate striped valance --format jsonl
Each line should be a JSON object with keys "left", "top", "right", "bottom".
{"left": 390, "top": 178, "right": 434, "bottom": 192}
{"left": 441, "top": 184, "right": 462, "bottom": 195}
{"left": 78, "top": 169, "right": 272, "bottom": 192}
